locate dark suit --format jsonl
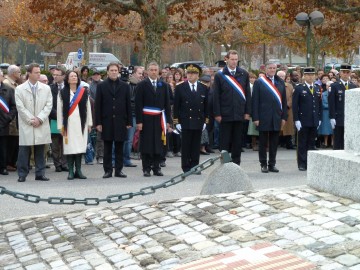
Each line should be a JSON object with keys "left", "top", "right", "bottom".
{"left": 95, "top": 78, "right": 132, "bottom": 174}
{"left": 328, "top": 80, "right": 357, "bottom": 149}
{"left": 213, "top": 66, "right": 251, "bottom": 165}
{"left": 135, "top": 78, "right": 171, "bottom": 173}
{"left": 252, "top": 75, "right": 288, "bottom": 167}
{"left": 173, "top": 81, "right": 208, "bottom": 172}
{"left": 49, "top": 83, "right": 67, "bottom": 170}
{"left": 293, "top": 83, "right": 322, "bottom": 168}
{"left": 0, "top": 83, "right": 16, "bottom": 171}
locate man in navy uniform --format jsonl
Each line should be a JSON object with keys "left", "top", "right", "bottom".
{"left": 252, "top": 62, "right": 287, "bottom": 173}
{"left": 213, "top": 50, "right": 251, "bottom": 166}
{"left": 173, "top": 64, "right": 208, "bottom": 173}
{"left": 328, "top": 63, "right": 357, "bottom": 150}
{"left": 292, "top": 67, "right": 322, "bottom": 171}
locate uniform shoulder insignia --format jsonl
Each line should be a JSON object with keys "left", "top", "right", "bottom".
{"left": 176, "top": 81, "right": 184, "bottom": 85}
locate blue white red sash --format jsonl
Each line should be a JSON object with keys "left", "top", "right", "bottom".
{"left": 0, "top": 96, "right": 10, "bottom": 113}
{"left": 218, "top": 70, "right": 246, "bottom": 101}
{"left": 69, "top": 85, "right": 85, "bottom": 116}
{"left": 143, "top": 107, "right": 167, "bottom": 145}
{"left": 259, "top": 76, "right": 282, "bottom": 111}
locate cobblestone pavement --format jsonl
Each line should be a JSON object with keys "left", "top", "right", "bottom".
{"left": 2, "top": 186, "right": 360, "bottom": 269}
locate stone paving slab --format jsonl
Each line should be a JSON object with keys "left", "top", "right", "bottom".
{"left": 1, "top": 186, "right": 360, "bottom": 269}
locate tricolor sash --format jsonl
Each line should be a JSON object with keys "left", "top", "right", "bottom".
{"left": 69, "top": 85, "right": 86, "bottom": 116}
{"left": 143, "top": 106, "right": 167, "bottom": 145}
{"left": 259, "top": 76, "right": 282, "bottom": 111}
{"left": 218, "top": 70, "right": 246, "bottom": 101}
{"left": 0, "top": 96, "right": 10, "bottom": 113}
{"left": 63, "top": 85, "right": 86, "bottom": 144}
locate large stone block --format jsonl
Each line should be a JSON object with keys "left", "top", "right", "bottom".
{"left": 200, "top": 162, "right": 253, "bottom": 195}
{"left": 308, "top": 150, "right": 360, "bottom": 201}
{"left": 345, "top": 88, "right": 360, "bottom": 155}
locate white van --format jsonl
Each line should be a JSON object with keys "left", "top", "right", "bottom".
{"left": 64, "top": 52, "right": 121, "bottom": 70}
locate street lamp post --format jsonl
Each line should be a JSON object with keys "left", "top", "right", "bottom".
{"left": 295, "top": 11, "right": 324, "bottom": 66}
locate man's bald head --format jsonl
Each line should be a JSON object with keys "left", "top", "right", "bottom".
{"left": 277, "top": 70, "right": 286, "bottom": 80}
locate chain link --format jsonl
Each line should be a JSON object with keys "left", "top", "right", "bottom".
{"left": 0, "top": 152, "right": 229, "bottom": 205}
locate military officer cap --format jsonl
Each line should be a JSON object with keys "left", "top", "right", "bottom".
{"left": 303, "top": 67, "right": 316, "bottom": 74}
{"left": 185, "top": 63, "right": 202, "bottom": 76}
{"left": 340, "top": 63, "right": 351, "bottom": 71}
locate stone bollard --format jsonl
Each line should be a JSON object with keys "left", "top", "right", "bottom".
{"left": 200, "top": 151, "right": 253, "bottom": 195}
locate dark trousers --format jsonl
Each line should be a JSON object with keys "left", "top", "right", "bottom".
{"left": 0, "top": 136, "right": 7, "bottom": 170}
{"left": 17, "top": 144, "right": 45, "bottom": 178}
{"left": 172, "top": 133, "right": 181, "bottom": 153}
{"left": 333, "top": 126, "right": 344, "bottom": 150}
{"left": 51, "top": 134, "right": 67, "bottom": 168}
{"left": 219, "top": 121, "right": 243, "bottom": 165}
{"left": 96, "top": 131, "right": 104, "bottom": 159}
{"left": 142, "top": 153, "right": 161, "bottom": 173}
{"left": 297, "top": 127, "right": 317, "bottom": 168}
{"left": 104, "top": 140, "right": 124, "bottom": 173}
{"left": 259, "top": 131, "right": 280, "bottom": 167}
{"left": 6, "top": 135, "right": 18, "bottom": 167}
{"left": 181, "top": 129, "right": 202, "bottom": 172}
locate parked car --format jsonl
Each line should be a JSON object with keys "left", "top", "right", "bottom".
{"left": 170, "top": 61, "right": 204, "bottom": 69}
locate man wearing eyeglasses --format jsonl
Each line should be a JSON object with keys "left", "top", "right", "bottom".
{"left": 49, "top": 68, "right": 68, "bottom": 172}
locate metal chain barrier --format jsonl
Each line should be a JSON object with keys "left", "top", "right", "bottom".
{"left": 0, "top": 151, "right": 231, "bottom": 206}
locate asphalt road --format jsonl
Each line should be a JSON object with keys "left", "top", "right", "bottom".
{"left": 0, "top": 148, "right": 307, "bottom": 222}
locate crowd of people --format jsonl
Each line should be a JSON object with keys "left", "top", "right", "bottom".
{"left": 0, "top": 50, "right": 359, "bottom": 182}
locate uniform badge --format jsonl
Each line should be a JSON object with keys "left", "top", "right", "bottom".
{"left": 302, "top": 90, "right": 307, "bottom": 94}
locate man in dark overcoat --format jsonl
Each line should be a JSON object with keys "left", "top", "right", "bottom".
{"left": 135, "top": 61, "right": 172, "bottom": 177}
{"left": 252, "top": 62, "right": 288, "bottom": 173}
{"left": 95, "top": 62, "right": 132, "bottom": 178}
{"left": 213, "top": 50, "right": 251, "bottom": 165}
{"left": 173, "top": 64, "right": 208, "bottom": 173}
{"left": 0, "top": 71, "right": 17, "bottom": 175}
{"left": 292, "top": 67, "right": 322, "bottom": 171}
{"left": 328, "top": 63, "right": 357, "bottom": 150}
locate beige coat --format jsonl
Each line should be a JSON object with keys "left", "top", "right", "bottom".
{"left": 15, "top": 80, "right": 52, "bottom": 145}
{"left": 57, "top": 91, "right": 92, "bottom": 154}
{"left": 282, "top": 82, "right": 295, "bottom": 136}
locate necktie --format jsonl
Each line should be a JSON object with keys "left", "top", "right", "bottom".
{"left": 31, "top": 85, "right": 36, "bottom": 96}
{"left": 231, "top": 71, "right": 235, "bottom": 76}
{"left": 309, "top": 85, "right": 314, "bottom": 95}
{"left": 192, "top": 84, "right": 195, "bottom": 92}
{"left": 152, "top": 81, "right": 156, "bottom": 89}
{"left": 345, "top": 82, "right": 348, "bottom": 90}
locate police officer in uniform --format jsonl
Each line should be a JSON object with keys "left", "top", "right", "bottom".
{"left": 328, "top": 63, "right": 357, "bottom": 150}
{"left": 173, "top": 64, "right": 208, "bottom": 173}
{"left": 292, "top": 67, "right": 322, "bottom": 171}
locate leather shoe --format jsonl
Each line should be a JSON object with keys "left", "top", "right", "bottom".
{"left": 200, "top": 151, "right": 210, "bottom": 155}
{"left": 153, "top": 170, "right": 164, "bottom": 176}
{"left": 35, "top": 175, "right": 50, "bottom": 181}
{"left": 7, "top": 165, "right": 16, "bottom": 171}
{"left": 124, "top": 163, "right": 137, "bottom": 167}
{"left": 143, "top": 171, "right": 151, "bottom": 177}
{"left": 61, "top": 166, "right": 69, "bottom": 172}
{"left": 115, "top": 171, "right": 127, "bottom": 178}
{"left": 0, "top": 169, "right": 9, "bottom": 175}
{"left": 55, "top": 167, "right": 62, "bottom": 172}
{"left": 268, "top": 166, "right": 279, "bottom": 173}
{"left": 160, "top": 162, "right": 166, "bottom": 167}
{"left": 206, "top": 149, "right": 215, "bottom": 153}
{"left": 261, "top": 165, "right": 268, "bottom": 173}
{"left": 18, "top": 176, "right": 26, "bottom": 182}
{"left": 103, "top": 171, "right": 112, "bottom": 178}
{"left": 299, "top": 166, "right": 307, "bottom": 171}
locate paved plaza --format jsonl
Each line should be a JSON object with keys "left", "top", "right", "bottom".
{"left": 1, "top": 149, "right": 359, "bottom": 269}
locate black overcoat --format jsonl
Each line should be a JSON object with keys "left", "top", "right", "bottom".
{"left": 213, "top": 66, "right": 251, "bottom": 121}
{"left": 252, "top": 75, "right": 288, "bottom": 131}
{"left": 173, "top": 81, "right": 208, "bottom": 130}
{"left": 293, "top": 83, "right": 322, "bottom": 127}
{"left": 95, "top": 78, "right": 132, "bottom": 142}
{"left": 328, "top": 81, "right": 357, "bottom": 127}
{"left": 135, "top": 78, "right": 171, "bottom": 154}
{"left": 0, "top": 83, "right": 16, "bottom": 136}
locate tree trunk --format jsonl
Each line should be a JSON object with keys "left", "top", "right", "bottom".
{"left": 82, "top": 34, "right": 89, "bottom": 67}
{"left": 143, "top": 24, "right": 164, "bottom": 67}
{"left": 197, "top": 36, "right": 215, "bottom": 66}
